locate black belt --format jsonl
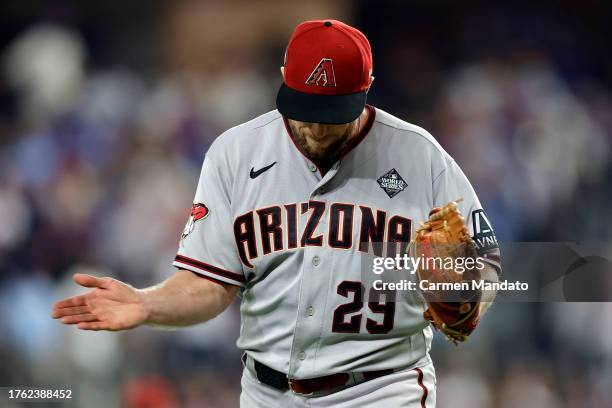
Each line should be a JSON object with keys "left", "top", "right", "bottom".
{"left": 244, "top": 355, "right": 395, "bottom": 395}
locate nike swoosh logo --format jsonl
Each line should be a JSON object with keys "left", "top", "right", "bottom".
{"left": 250, "top": 161, "right": 277, "bottom": 179}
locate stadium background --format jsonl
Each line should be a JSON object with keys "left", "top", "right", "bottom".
{"left": 1, "top": 1, "right": 611, "bottom": 407}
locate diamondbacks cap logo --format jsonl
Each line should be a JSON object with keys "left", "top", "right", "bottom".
{"left": 377, "top": 169, "right": 407, "bottom": 198}
{"left": 305, "top": 58, "right": 337, "bottom": 87}
{"left": 181, "top": 203, "right": 209, "bottom": 239}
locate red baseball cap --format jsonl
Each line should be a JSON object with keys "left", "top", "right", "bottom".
{"left": 276, "top": 19, "right": 373, "bottom": 124}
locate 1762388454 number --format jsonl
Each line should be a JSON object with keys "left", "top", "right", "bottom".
{"left": 6, "top": 388, "right": 72, "bottom": 400}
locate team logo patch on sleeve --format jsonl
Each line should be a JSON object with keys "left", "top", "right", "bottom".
{"left": 377, "top": 168, "right": 407, "bottom": 198}
{"left": 471, "top": 209, "right": 499, "bottom": 251}
{"left": 181, "top": 203, "right": 209, "bottom": 239}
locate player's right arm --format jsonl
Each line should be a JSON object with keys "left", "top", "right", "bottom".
{"left": 51, "top": 270, "right": 238, "bottom": 330}
{"left": 53, "top": 138, "right": 244, "bottom": 330}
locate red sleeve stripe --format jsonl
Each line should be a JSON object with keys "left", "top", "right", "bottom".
{"left": 177, "top": 267, "right": 237, "bottom": 287}
{"left": 173, "top": 262, "right": 244, "bottom": 287}
{"left": 174, "top": 255, "right": 246, "bottom": 283}
{"left": 414, "top": 367, "right": 429, "bottom": 408}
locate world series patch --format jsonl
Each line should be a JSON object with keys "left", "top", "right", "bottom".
{"left": 377, "top": 168, "right": 407, "bottom": 198}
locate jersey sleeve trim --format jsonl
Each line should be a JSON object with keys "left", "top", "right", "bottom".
{"left": 479, "top": 248, "right": 502, "bottom": 275}
{"left": 173, "top": 255, "right": 245, "bottom": 286}
{"left": 177, "top": 267, "right": 238, "bottom": 287}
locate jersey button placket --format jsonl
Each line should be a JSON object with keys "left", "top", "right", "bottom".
{"left": 289, "top": 204, "right": 328, "bottom": 376}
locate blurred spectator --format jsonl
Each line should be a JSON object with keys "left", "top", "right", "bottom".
{"left": 122, "top": 375, "right": 179, "bottom": 408}
{"left": 4, "top": 24, "right": 85, "bottom": 126}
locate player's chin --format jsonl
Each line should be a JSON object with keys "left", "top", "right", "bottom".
{"left": 301, "top": 137, "right": 324, "bottom": 153}
{"left": 303, "top": 131, "right": 331, "bottom": 143}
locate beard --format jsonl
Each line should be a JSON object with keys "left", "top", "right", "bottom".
{"left": 288, "top": 121, "right": 358, "bottom": 167}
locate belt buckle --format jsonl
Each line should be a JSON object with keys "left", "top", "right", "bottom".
{"left": 287, "top": 378, "right": 313, "bottom": 396}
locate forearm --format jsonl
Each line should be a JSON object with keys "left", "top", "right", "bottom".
{"left": 139, "top": 270, "right": 238, "bottom": 328}
{"left": 478, "top": 262, "right": 499, "bottom": 316}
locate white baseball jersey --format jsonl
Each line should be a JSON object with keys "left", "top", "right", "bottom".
{"left": 173, "top": 105, "right": 499, "bottom": 379}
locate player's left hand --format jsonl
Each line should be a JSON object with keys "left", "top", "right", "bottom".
{"left": 412, "top": 200, "right": 482, "bottom": 343}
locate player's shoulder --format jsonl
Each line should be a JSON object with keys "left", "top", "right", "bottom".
{"left": 207, "top": 110, "right": 282, "bottom": 156}
{"left": 373, "top": 107, "right": 452, "bottom": 163}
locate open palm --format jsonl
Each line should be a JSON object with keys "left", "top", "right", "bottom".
{"left": 52, "top": 273, "right": 148, "bottom": 331}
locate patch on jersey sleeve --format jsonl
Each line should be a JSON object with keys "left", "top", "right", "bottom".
{"left": 181, "top": 203, "right": 210, "bottom": 239}
{"left": 471, "top": 209, "right": 499, "bottom": 251}
{"left": 377, "top": 168, "right": 407, "bottom": 198}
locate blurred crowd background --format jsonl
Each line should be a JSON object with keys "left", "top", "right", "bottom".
{"left": 1, "top": 1, "right": 611, "bottom": 407}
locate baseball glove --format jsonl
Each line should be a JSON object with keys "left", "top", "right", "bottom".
{"left": 412, "top": 199, "right": 482, "bottom": 343}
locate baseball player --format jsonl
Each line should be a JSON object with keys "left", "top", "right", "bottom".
{"left": 52, "top": 20, "right": 501, "bottom": 407}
